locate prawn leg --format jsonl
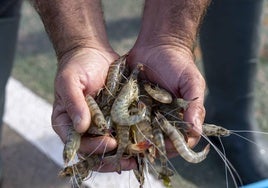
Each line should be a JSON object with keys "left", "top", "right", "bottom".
{"left": 126, "top": 140, "right": 152, "bottom": 155}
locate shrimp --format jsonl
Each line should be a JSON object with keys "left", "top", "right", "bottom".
{"left": 110, "top": 64, "right": 146, "bottom": 125}
{"left": 106, "top": 64, "right": 145, "bottom": 173}
{"left": 59, "top": 154, "right": 101, "bottom": 187}
{"left": 144, "top": 83, "right": 173, "bottom": 104}
{"left": 86, "top": 94, "right": 108, "bottom": 135}
{"left": 98, "top": 54, "right": 128, "bottom": 115}
{"left": 63, "top": 125, "right": 81, "bottom": 166}
{"left": 127, "top": 117, "right": 152, "bottom": 155}
{"left": 202, "top": 123, "right": 231, "bottom": 137}
{"left": 137, "top": 88, "right": 156, "bottom": 162}
{"left": 127, "top": 94, "right": 153, "bottom": 188}
{"left": 127, "top": 127, "right": 153, "bottom": 156}
{"left": 156, "top": 113, "right": 210, "bottom": 164}
{"left": 127, "top": 88, "right": 154, "bottom": 155}
{"left": 151, "top": 115, "right": 174, "bottom": 184}
{"left": 171, "top": 122, "right": 231, "bottom": 137}
{"left": 104, "top": 125, "right": 130, "bottom": 173}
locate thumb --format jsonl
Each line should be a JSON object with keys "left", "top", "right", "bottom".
{"left": 56, "top": 76, "right": 91, "bottom": 133}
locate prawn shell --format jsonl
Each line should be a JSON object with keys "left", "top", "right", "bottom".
{"left": 86, "top": 94, "right": 108, "bottom": 133}
{"left": 156, "top": 113, "right": 210, "bottom": 163}
{"left": 202, "top": 123, "right": 231, "bottom": 137}
{"left": 63, "top": 126, "right": 81, "bottom": 165}
{"left": 144, "top": 83, "right": 173, "bottom": 104}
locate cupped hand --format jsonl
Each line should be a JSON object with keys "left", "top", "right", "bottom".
{"left": 128, "top": 45, "right": 206, "bottom": 157}
{"left": 51, "top": 48, "right": 119, "bottom": 160}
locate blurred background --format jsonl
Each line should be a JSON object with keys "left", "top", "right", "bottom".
{"left": 1, "top": 0, "right": 268, "bottom": 187}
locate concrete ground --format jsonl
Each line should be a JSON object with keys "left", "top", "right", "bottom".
{"left": 0, "top": 124, "right": 70, "bottom": 188}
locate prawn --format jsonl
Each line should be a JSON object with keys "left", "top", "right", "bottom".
{"left": 151, "top": 115, "right": 174, "bottom": 185}
{"left": 59, "top": 154, "right": 101, "bottom": 187}
{"left": 106, "top": 64, "right": 145, "bottom": 173}
{"left": 98, "top": 54, "right": 128, "bottom": 116}
{"left": 158, "top": 97, "right": 198, "bottom": 120}
{"left": 63, "top": 125, "right": 81, "bottom": 166}
{"left": 202, "top": 123, "right": 231, "bottom": 137}
{"left": 156, "top": 112, "right": 210, "bottom": 164}
{"left": 110, "top": 63, "right": 145, "bottom": 125}
{"left": 86, "top": 94, "right": 108, "bottom": 135}
{"left": 143, "top": 83, "right": 173, "bottom": 104}
{"left": 127, "top": 88, "right": 154, "bottom": 156}
{"left": 127, "top": 94, "right": 153, "bottom": 188}
{"left": 107, "top": 125, "right": 131, "bottom": 173}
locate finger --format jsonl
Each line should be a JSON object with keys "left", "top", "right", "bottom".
{"left": 52, "top": 104, "right": 117, "bottom": 156}
{"left": 184, "top": 100, "right": 205, "bottom": 136}
{"left": 55, "top": 73, "right": 91, "bottom": 133}
{"left": 52, "top": 105, "right": 116, "bottom": 155}
{"left": 95, "top": 157, "right": 137, "bottom": 172}
{"left": 178, "top": 67, "right": 206, "bottom": 136}
{"left": 79, "top": 136, "right": 117, "bottom": 154}
{"left": 51, "top": 103, "right": 72, "bottom": 143}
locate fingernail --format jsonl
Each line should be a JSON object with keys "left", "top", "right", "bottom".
{"left": 73, "top": 115, "right": 82, "bottom": 129}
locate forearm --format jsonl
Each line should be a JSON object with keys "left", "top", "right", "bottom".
{"left": 135, "top": 0, "right": 211, "bottom": 52}
{"left": 30, "top": 0, "right": 112, "bottom": 61}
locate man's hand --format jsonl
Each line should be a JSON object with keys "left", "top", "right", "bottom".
{"left": 126, "top": 0, "right": 210, "bottom": 157}
{"left": 128, "top": 44, "right": 206, "bottom": 157}
{"left": 51, "top": 48, "right": 118, "bottom": 152}
{"left": 31, "top": 0, "right": 139, "bottom": 172}
{"left": 51, "top": 48, "right": 138, "bottom": 171}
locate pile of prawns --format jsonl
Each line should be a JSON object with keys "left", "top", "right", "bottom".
{"left": 58, "top": 55, "right": 231, "bottom": 188}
